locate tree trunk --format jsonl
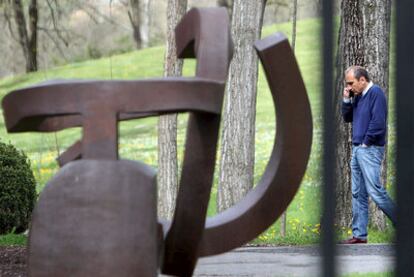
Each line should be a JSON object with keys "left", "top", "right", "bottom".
{"left": 140, "top": 0, "right": 151, "bottom": 48}
{"left": 157, "top": 0, "right": 187, "bottom": 220}
{"left": 27, "top": 0, "right": 37, "bottom": 71}
{"left": 12, "top": 0, "right": 38, "bottom": 72}
{"left": 291, "top": 0, "right": 297, "bottom": 51}
{"left": 334, "top": 0, "right": 364, "bottom": 229}
{"left": 335, "top": 0, "right": 391, "bottom": 231}
{"left": 360, "top": 0, "right": 391, "bottom": 231}
{"left": 280, "top": 0, "right": 298, "bottom": 238}
{"left": 128, "top": 0, "right": 143, "bottom": 49}
{"left": 217, "top": 0, "right": 266, "bottom": 212}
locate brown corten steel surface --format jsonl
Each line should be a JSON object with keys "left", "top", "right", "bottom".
{"left": 1, "top": 8, "right": 313, "bottom": 277}
{"left": 28, "top": 160, "right": 159, "bottom": 277}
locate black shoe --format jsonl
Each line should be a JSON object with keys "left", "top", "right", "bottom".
{"left": 339, "top": 237, "right": 367, "bottom": 244}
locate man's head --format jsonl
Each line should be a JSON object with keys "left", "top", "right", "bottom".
{"left": 344, "top": 66, "right": 370, "bottom": 96}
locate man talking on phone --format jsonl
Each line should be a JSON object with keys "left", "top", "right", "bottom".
{"left": 340, "top": 65, "right": 396, "bottom": 244}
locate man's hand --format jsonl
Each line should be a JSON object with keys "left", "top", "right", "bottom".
{"left": 343, "top": 88, "right": 351, "bottom": 99}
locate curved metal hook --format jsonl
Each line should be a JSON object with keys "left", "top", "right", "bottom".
{"left": 196, "top": 33, "right": 313, "bottom": 256}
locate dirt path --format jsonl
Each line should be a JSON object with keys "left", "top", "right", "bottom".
{"left": 193, "top": 244, "right": 395, "bottom": 276}
{"left": 1, "top": 244, "right": 394, "bottom": 276}
{"left": 0, "top": 246, "right": 26, "bottom": 277}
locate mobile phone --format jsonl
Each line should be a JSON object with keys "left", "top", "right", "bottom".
{"left": 349, "top": 90, "right": 354, "bottom": 97}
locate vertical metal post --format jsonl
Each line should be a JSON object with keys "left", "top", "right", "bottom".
{"left": 396, "top": 0, "right": 414, "bottom": 275}
{"left": 322, "top": 0, "right": 336, "bottom": 276}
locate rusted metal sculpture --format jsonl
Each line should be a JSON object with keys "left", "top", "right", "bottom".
{"left": 2, "top": 7, "right": 312, "bottom": 277}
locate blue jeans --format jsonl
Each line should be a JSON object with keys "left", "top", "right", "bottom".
{"left": 351, "top": 145, "right": 396, "bottom": 239}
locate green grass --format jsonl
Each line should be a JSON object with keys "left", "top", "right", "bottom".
{"left": 0, "top": 17, "right": 395, "bottom": 246}
{"left": 0, "top": 233, "right": 27, "bottom": 246}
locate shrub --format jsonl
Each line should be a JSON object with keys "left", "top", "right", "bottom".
{"left": 87, "top": 44, "right": 102, "bottom": 59}
{"left": 0, "top": 142, "right": 36, "bottom": 234}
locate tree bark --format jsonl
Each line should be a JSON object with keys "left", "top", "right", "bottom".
{"left": 291, "top": 0, "right": 297, "bottom": 51}
{"left": 360, "top": 0, "right": 391, "bottom": 231}
{"left": 334, "top": 0, "right": 364, "bottom": 229}
{"left": 217, "top": 0, "right": 266, "bottom": 212}
{"left": 128, "top": 0, "right": 143, "bottom": 49}
{"left": 140, "top": 0, "right": 151, "bottom": 48}
{"left": 157, "top": 0, "right": 187, "bottom": 220}
{"left": 27, "top": 0, "right": 37, "bottom": 71}
{"left": 335, "top": 0, "right": 391, "bottom": 231}
{"left": 12, "top": 0, "right": 38, "bottom": 72}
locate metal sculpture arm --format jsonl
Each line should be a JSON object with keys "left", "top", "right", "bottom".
{"left": 175, "top": 7, "right": 233, "bottom": 81}
{"left": 3, "top": 9, "right": 231, "bottom": 162}
{"left": 197, "top": 33, "right": 313, "bottom": 256}
{"left": 160, "top": 7, "right": 232, "bottom": 276}
{"left": 2, "top": 79, "right": 225, "bottom": 160}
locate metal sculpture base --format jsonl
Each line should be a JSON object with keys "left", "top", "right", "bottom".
{"left": 28, "top": 160, "right": 158, "bottom": 277}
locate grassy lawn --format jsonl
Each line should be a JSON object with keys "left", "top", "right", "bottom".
{"left": 0, "top": 233, "right": 27, "bottom": 246}
{"left": 0, "top": 17, "right": 395, "bottom": 246}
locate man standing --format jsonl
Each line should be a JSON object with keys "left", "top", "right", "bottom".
{"left": 341, "top": 65, "right": 396, "bottom": 244}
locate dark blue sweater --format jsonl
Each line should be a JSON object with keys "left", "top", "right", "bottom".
{"left": 342, "top": 85, "right": 387, "bottom": 146}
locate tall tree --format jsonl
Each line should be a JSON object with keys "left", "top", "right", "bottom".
{"left": 333, "top": 0, "right": 363, "bottom": 231}
{"left": 126, "top": 0, "right": 151, "bottom": 49}
{"left": 140, "top": 0, "right": 151, "bottom": 48}
{"left": 1, "top": 0, "right": 77, "bottom": 74}
{"left": 157, "top": 0, "right": 187, "bottom": 220}
{"left": 360, "top": 0, "right": 392, "bottom": 230}
{"left": 127, "top": 0, "right": 143, "bottom": 49}
{"left": 3, "top": 0, "right": 38, "bottom": 72}
{"left": 334, "top": 0, "right": 391, "bottom": 230}
{"left": 217, "top": 0, "right": 267, "bottom": 212}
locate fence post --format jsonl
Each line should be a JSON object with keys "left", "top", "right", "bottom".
{"left": 322, "top": 0, "right": 336, "bottom": 276}
{"left": 396, "top": 0, "right": 414, "bottom": 275}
